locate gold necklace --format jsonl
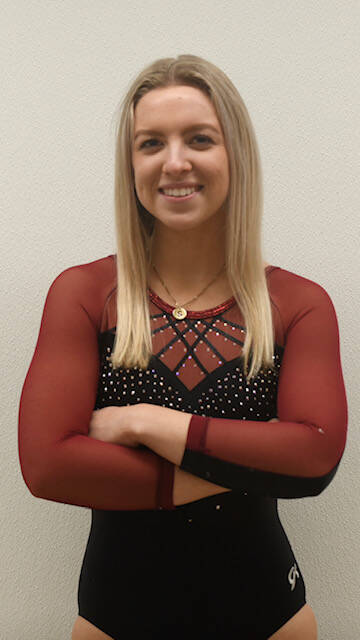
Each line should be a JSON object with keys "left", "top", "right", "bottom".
{"left": 152, "top": 262, "right": 226, "bottom": 319}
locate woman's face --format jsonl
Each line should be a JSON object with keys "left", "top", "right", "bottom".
{"left": 131, "top": 85, "right": 230, "bottom": 232}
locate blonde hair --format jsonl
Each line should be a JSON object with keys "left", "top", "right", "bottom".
{"left": 110, "top": 54, "right": 275, "bottom": 381}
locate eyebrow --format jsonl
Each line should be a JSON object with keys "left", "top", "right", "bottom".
{"left": 134, "top": 123, "right": 221, "bottom": 141}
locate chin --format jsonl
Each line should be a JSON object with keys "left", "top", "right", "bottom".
{"left": 159, "top": 213, "right": 208, "bottom": 228}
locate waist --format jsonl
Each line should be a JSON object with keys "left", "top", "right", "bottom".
{"left": 90, "top": 492, "right": 280, "bottom": 539}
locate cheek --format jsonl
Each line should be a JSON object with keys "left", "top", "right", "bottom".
{"left": 211, "top": 163, "right": 229, "bottom": 190}
{"left": 133, "top": 165, "right": 148, "bottom": 195}
{"left": 221, "top": 161, "right": 230, "bottom": 192}
{"left": 134, "top": 178, "right": 158, "bottom": 209}
{"left": 134, "top": 160, "right": 157, "bottom": 187}
{"left": 209, "top": 149, "right": 229, "bottom": 181}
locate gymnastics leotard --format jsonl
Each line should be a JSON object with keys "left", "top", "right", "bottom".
{"left": 18, "top": 254, "right": 347, "bottom": 639}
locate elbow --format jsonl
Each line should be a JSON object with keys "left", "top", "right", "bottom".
{"left": 26, "top": 479, "right": 45, "bottom": 499}
{"left": 21, "top": 466, "right": 48, "bottom": 499}
{"left": 299, "top": 444, "right": 345, "bottom": 497}
{"left": 300, "top": 419, "right": 347, "bottom": 485}
{"left": 23, "top": 472, "right": 62, "bottom": 502}
{"left": 269, "top": 460, "right": 342, "bottom": 499}
{"left": 19, "top": 453, "right": 52, "bottom": 500}
{"left": 313, "top": 435, "right": 346, "bottom": 487}
{"left": 305, "top": 461, "right": 341, "bottom": 497}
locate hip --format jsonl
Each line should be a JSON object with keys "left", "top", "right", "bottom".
{"left": 77, "top": 492, "right": 307, "bottom": 637}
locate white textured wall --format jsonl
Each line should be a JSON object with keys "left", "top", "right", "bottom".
{"left": 2, "top": 1, "right": 359, "bottom": 638}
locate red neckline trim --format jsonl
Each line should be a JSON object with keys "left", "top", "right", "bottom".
{"left": 148, "top": 265, "right": 277, "bottom": 319}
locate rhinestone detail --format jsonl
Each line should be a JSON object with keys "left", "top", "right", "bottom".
{"left": 95, "top": 293, "right": 282, "bottom": 427}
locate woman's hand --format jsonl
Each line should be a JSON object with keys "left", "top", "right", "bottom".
{"left": 88, "top": 407, "right": 279, "bottom": 453}
{"left": 88, "top": 405, "right": 142, "bottom": 447}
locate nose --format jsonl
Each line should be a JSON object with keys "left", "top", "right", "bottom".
{"left": 162, "top": 142, "right": 192, "bottom": 174}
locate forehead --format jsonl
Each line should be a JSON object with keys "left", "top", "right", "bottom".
{"left": 133, "top": 85, "right": 218, "bottom": 125}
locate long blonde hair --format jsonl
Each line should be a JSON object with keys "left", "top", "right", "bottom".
{"left": 110, "top": 54, "right": 275, "bottom": 381}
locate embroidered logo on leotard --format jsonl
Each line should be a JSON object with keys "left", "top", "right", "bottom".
{"left": 288, "top": 563, "right": 300, "bottom": 591}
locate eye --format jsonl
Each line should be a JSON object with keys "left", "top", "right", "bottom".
{"left": 138, "top": 134, "right": 213, "bottom": 150}
{"left": 192, "top": 135, "right": 213, "bottom": 144}
{"left": 139, "top": 138, "right": 158, "bottom": 149}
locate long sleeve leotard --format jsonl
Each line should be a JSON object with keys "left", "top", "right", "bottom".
{"left": 18, "top": 255, "right": 347, "bottom": 510}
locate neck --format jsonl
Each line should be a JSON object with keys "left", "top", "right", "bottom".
{"left": 148, "top": 223, "right": 227, "bottom": 292}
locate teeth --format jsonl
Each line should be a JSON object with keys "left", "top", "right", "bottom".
{"left": 162, "top": 187, "right": 199, "bottom": 197}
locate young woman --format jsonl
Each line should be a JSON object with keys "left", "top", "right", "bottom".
{"left": 18, "top": 54, "right": 347, "bottom": 639}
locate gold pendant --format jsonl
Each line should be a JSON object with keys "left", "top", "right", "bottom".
{"left": 172, "top": 306, "right": 187, "bottom": 320}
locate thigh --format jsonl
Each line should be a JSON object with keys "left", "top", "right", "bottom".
{"left": 71, "top": 616, "right": 114, "bottom": 640}
{"left": 269, "top": 604, "right": 318, "bottom": 640}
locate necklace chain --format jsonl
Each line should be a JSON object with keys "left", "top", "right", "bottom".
{"left": 151, "top": 262, "right": 226, "bottom": 320}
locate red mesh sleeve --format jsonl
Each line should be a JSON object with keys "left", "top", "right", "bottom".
{"left": 18, "top": 263, "right": 175, "bottom": 511}
{"left": 180, "top": 274, "right": 348, "bottom": 498}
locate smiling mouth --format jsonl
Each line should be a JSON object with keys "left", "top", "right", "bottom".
{"left": 159, "top": 186, "right": 203, "bottom": 194}
{"left": 158, "top": 187, "right": 204, "bottom": 203}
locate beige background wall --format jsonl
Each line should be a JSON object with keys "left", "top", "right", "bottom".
{"left": 1, "top": 1, "right": 359, "bottom": 638}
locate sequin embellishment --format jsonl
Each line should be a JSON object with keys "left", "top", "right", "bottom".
{"left": 95, "top": 290, "right": 283, "bottom": 423}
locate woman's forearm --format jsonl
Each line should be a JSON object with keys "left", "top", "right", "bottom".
{"left": 134, "top": 404, "right": 229, "bottom": 505}
{"left": 173, "top": 465, "right": 231, "bottom": 506}
{"left": 135, "top": 404, "right": 191, "bottom": 465}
